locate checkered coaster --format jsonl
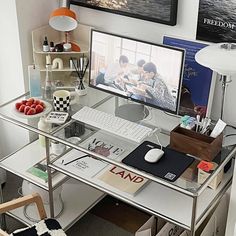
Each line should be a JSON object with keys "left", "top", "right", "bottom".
{"left": 53, "top": 96, "right": 70, "bottom": 112}
{"left": 11, "top": 218, "right": 66, "bottom": 236}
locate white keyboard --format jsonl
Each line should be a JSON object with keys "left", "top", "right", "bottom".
{"left": 72, "top": 106, "right": 153, "bottom": 143}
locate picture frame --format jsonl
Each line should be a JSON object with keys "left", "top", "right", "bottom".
{"left": 196, "top": 0, "right": 236, "bottom": 43}
{"left": 70, "top": 0, "right": 178, "bottom": 26}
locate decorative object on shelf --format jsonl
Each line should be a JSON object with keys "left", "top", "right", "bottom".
{"left": 195, "top": 43, "right": 236, "bottom": 120}
{"left": 42, "top": 64, "right": 56, "bottom": 101}
{"left": 49, "top": 0, "right": 80, "bottom": 52}
{"left": 70, "top": 0, "right": 178, "bottom": 26}
{"left": 52, "top": 58, "right": 64, "bottom": 70}
{"left": 53, "top": 90, "right": 77, "bottom": 112}
{"left": 28, "top": 65, "right": 41, "bottom": 98}
{"left": 71, "top": 55, "right": 89, "bottom": 96}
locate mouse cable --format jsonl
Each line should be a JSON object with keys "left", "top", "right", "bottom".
{"left": 149, "top": 128, "right": 163, "bottom": 150}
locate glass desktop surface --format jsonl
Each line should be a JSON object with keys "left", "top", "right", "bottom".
{"left": 0, "top": 88, "right": 235, "bottom": 196}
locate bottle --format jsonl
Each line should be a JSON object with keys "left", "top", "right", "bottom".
{"left": 43, "top": 36, "right": 49, "bottom": 52}
{"left": 42, "top": 64, "right": 56, "bottom": 101}
{"left": 50, "top": 41, "right": 54, "bottom": 52}
{"left": 38, "top": 117, "right": 51, "bottom": 147}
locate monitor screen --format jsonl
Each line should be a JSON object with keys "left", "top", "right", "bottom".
{"left": 89, "top": 30, "right": 185, "bottom": 114}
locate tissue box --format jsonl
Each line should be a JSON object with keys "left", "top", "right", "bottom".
{"left": 170, "top": 125, "right": 223, "bottom": 161}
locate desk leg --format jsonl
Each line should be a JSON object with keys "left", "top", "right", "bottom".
{"left": 190, "top": 196, "right": 198, "bottom": 236}
{"left": 45, "top": 137, "right": 54, "bottom": 218}
{"left": 0, "top": 183, "right": 6, "bottom": 231}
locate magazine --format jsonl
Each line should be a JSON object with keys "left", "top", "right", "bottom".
{"left": 79, "top": 131, "right": 126, "bottom": 160}
{"left": 55, "top": 131, "right": 130, "bottom": 178}
{"left": 26, "top": 157, "right": 57, "bottom": 183}
{"left": 98, "top": 166, "right": 149, "bottom": 196}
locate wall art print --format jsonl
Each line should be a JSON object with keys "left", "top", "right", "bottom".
{"left": 70, "top": 0, "right": 178, "bottom": 26}
{"left": 196, "top": 0, "right": 236, "bottom": 43}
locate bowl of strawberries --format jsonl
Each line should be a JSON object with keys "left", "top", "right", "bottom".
{"left": 14, "top": 97, "right": 52, "bottom": 118}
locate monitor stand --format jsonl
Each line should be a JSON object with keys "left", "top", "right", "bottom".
{"left": 115, "top": 103, "right": 149, "bottom": 122}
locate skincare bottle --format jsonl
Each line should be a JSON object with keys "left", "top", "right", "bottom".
{"left": 38, "top": 117, "right": 51, "bottom": 147}
{"left": 50, "top": 41, "right": 55, "bottom": 52}
{"left": 43, "top": 36, "right": 49, "bottom": 52}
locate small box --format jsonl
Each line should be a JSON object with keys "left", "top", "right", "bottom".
{"left": 170, "top": 125, "right": 223, "bottom": 161}
{"left": 197, "top": 162, "right": 223, "bottom": 190}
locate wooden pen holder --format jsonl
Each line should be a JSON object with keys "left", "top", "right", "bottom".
{"left": 170, "top": 125, "right": 223, "bottom": 161}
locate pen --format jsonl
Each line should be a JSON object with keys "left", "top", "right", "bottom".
{"left": 196, "top": 115, "right": 200, "bottom": 132}
{"left": 62, "top": 154, "right": 89, "bottom": 165}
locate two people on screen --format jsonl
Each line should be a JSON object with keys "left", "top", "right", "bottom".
{"left": 95, "top": 55, "right": 175, "bottom": 111}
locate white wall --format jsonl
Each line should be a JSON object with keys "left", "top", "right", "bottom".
{"left": 0, "top": 0, "right": 58, "bottom": 158}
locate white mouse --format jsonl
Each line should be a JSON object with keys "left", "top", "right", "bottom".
{"left": 144, "top": 149, "right": 164, "bottom": 163}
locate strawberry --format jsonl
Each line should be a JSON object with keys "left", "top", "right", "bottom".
{"left": 21, "top": 100, "right": 27, "bottom": 105}
{"left": 24, "top": 106, "right": 31, "bottom": 115}
{"left": 19, "top": 104, "right": 26, "bottom": 112}
{"left": 27, "top": 108, "right": 36, "bottom": 115}
{"left": 28, "top": 98, "right": 34, "bottom": 103}
{"left": 26, "top": 101, "right": 33, "bottom": 106}
{"left": 31, "top": 103, "right": 37, "bottom": 108}
{"left": 39, "top": 101, "right": 45, "bottom": 107}
{"left": 35, "top": 104, "right": 44, "bottom": 114}
{"left": 34, "top": 100, "right": 41, "bottom": 105}
{"left": 15, "top": 102, "right": 22, "bottom": 110}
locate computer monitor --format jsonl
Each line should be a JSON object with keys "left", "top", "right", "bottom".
{"left": 89, "top": 29, "right": 185, "bottom": 117}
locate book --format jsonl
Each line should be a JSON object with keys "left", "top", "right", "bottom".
{"left": 98, "top": 166, "right": 149, "bottom": 196}
{"left": 26, "top": 157, "right": 57, "bottom": 183}
{"left": 58, "top": 149, "right": 108, "bottom": 178}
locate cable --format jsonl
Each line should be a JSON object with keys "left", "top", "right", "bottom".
{"left": 150, "top": 128, "right": 163, "bottom": 150}
{"left": 226, "top": 124, "right": 236, "bottom": 130}
{"left": 224, "top": 133, "right": 236, "bottom": 138}
{"left": 23, "top": 193, "right": 64, "bottom": 222}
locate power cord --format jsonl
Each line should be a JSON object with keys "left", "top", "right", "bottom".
{"left": 149, "top": 128, "right": 163, "bottom": 150}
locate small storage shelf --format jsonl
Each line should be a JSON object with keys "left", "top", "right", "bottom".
{"left": 32, "top": 24, "right": 92, "bottom": 83}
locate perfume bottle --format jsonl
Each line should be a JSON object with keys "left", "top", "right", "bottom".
{"left": 42, "top": 64, "right": 56, "bottom": 101}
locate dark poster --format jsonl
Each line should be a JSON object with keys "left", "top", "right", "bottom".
{"left": 196, "top": 0, "right": 236, "bottom": 43}
{"left": 71, "top": 0, "right": 178, "bottom": 26}
{"left": 163, "top": 36, "right": 213, "bottom": 118}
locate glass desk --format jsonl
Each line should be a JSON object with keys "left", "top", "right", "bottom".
{"left": 0, "top": 88, "right": 235, "bottom": 235}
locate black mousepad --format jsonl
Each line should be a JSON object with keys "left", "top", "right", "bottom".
{"left": 122, "top": 141, "right": 195, "bottom": 182}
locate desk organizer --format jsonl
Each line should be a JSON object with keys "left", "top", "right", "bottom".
{"left": 170, "top": 125, "right": 223, "bottom": 161}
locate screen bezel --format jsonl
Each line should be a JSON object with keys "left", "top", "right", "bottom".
{"left": 89, "top": 29, "right": 185, "bottom": 115}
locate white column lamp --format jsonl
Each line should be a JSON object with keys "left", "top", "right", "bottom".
{"left": 195, "top": 43, "right": 236, "bottom": 120}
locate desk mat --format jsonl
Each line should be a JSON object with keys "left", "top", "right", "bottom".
{"left": 122, "top": 141, "right": 194, "bottom": 182}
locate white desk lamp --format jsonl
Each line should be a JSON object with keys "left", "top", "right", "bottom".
{"left": 195, "top": 43, "right": 236, "bottom": 120}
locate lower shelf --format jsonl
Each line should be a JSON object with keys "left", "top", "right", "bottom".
{"left": 8, "top": 179, "right": 105, "bottom": 231}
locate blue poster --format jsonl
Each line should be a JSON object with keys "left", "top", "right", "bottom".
{"left": 163, "top": 36, "right": 213, "bottom": 117}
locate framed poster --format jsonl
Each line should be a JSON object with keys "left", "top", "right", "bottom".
{"left": 163, "top": 36, "right": 214, "bottom": 118}
{"left": 70, "top": 0, "right": 178, "bottom": 26}
{"left": 196, "top": 0, "right": 236, "bottom": 43}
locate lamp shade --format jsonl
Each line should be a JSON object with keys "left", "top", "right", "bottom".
{"left": 49, "top": 7, "right": 77, "bottom": 31}
{"left": 195, "top": 43, "right": 236, "bottom": 76}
